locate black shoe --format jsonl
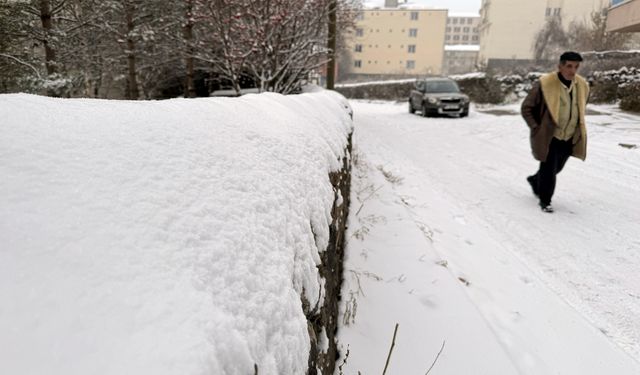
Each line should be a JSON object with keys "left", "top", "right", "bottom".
{"left": 527, "top": 175, "right": 539, "bottom": 197}
{"left": 540, "top": 203, "right": 554, "bottom": 213}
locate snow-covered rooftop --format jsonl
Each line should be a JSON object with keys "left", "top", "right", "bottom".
{"left": 362, "top": 0, "right": 480, "bottom": 12}
{"left": 445, "top": 44, "right": 481, "bottom": 51}
{"left": 448, "top": 12, "right": 480, "bottom": 17}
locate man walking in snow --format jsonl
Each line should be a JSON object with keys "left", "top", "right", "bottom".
{"left": 521, "top": 51, "right": 589, "bottom": 213}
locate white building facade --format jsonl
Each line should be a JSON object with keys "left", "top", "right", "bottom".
{"left": 478, "top": 0, "right": 608, "bottom": 66}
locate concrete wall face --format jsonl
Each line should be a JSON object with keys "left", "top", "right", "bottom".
{"left": 479, "top": 0, "right": 607, "bottom": 64}
{"left": 607, "top": 0, "right": 640, "bottom": 32}
{"left": 443, "top": 50, "right": 479, "bottom": 74}
{"left": 348, "top": 9, "right": 447, "bottom": 76}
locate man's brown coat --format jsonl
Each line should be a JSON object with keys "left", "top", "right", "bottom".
{"left": 521, "top": 73, "right": 589, "bottom": 161}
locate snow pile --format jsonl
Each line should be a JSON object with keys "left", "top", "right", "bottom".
{"left": 0, "top": 91, "right": 353, "bottom": 375}
{"left": 448, "top": 71, "right": 486, "bottom": 80}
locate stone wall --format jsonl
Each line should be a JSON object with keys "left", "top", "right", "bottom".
{"left": 305, "top": 134, "right": 352, "bottom": 375}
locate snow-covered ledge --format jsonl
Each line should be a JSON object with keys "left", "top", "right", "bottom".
{"left": 0, "top": 90, "right": 353, "bottom": 375}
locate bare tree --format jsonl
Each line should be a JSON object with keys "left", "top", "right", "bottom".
{"left": 568, "top": 9, "right": 630, "bottom": 52}
{"left": 533, "top": 14, "right": 569, "bottom": 62}
{"left": 3, "top": 0, "right": 359, "bottom": 97}
{"left": 194, "top": 0, "right": 358, "bottom": 95}
{"left": 183, "top": 0, "right": 196, "bottom": 97}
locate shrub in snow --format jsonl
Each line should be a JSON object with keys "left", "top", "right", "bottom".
{"left": 589, "top": 80, "right": 619, "bottom": 104}
{"left": 620, "top": 83, "right": 640, "bottom": 112}
{"left": 456, "top": 75, "right": 505, "bottom": 104}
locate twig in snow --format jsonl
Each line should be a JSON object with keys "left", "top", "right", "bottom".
{"left": 382, "top": 323, "right": 399, "bottom": 375}
{"left": 425, "top": 340, "right": 446, "bottom": 375}
{"left": 356, "top": 185, "right": 383, "bottom": 216}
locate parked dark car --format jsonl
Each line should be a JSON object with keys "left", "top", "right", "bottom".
{"left": 409, "top": 77, "right": 470, "bottom": 117}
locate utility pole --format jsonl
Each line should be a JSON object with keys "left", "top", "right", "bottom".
{"left": 326, "top": 0, "right": 337, "bottom": 89}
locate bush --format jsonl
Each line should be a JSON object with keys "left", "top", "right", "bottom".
{"left": 335, "top": 81, "right": 414, "bottom": 101}
{"left": 619, "top": 83, "right": 640, "bottom": 112}
{"left": 457, "top": 76, "right": 505, "bottom": 104}
{"left": 588, "top": 80, "right": 619, "bottom": 104}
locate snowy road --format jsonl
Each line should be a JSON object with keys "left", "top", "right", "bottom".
{"left": 338, "top": 100, "right": 640, "bottom": 374}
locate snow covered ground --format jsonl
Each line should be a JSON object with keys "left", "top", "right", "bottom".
{"left": 338, "top": 100, "right": 640, "bottom": 374}
{"left": 0, "top": 91, "right": 352, "bottom": 375}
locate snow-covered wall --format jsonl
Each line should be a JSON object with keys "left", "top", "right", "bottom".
{"left": 0, "top": 91, "right": 353, "bottom": 375}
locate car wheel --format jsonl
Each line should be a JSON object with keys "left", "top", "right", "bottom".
{"left": 460, "top": 111, "right": 469, "bottom": 118}
{"left": 409, "top": 100, "right": 415, "bottom": 114}
{"left": 421, "top": 103, "right": 429, "bottom": 117}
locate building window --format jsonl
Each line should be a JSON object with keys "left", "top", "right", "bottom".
{"left": 462, "top": 35, "right": 469, "bottom": 41}
{"left": 446, "top": 27, "right": 451, "bottom": 32}
{"left": 354, "top": 60, "right": 362, "bottom": 68}
{"left": 447, "top": 19, "right": 451, "bottom": 24}
{"left": 408, "top": 45, "right": 416, "bottom": 53}
{"left": 463, "top": 27, "right": 470, "bottom": 32}
{"left": 453, "top": 35, "right": 460, "bottom": 41}
{"left": 452, "top": 18, "right": 458, "bottom": 24}
{"left": 409, "top": 28, "right": 418, "bottom": 37}
{"left": 406, "top": 60, "right": 415, "bottom": 69}
{"left": 355, "top": 44, "right": 362, "bottom": 52}
{"left": 411, "top": 11, "right": 419, "bottom": 20}
{"left": 546, "top": 7, "right": 561, "bottom": 17}
{"left": 466, "top": 18, "right": 472, "bottom": 24}
{"left": 454, "top": 27, "right": 461, "bottom": 32}
{"left": 473, "top": 27, "right": 478, "bottom": 32}
{"left": 445, "top": 35, "right": 451, "bottom": 41}
{"left": 472, "top": 35, "right": 479, "bottom": 41}
{"left": 356, "top": 28, "right": 363, "bottom": 37}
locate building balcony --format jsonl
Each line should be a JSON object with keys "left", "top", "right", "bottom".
{"left": 607, "top": 0, "right": 640, "bottom": 32}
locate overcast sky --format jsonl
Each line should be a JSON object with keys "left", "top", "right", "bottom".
{"left": 426, "top": 0, "right": 481, "bottom": 13}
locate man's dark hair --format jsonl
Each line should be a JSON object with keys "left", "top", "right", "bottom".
{"left": 559, "top": 51, "right": 583, "bottom": 63}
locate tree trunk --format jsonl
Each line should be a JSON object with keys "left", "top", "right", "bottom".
{"left": 39, "top": 0, "right": 56, "bottom": 76}
{"left": 125, "top": 3, "right": 139, "bottom": 100}
{"left": 183, "top": 0, "right": 195, "bottom": 98}
{"left": 326, "top": 0, "right": 337, "bottom": 90}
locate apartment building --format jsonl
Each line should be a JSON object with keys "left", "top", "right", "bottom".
{"left": 346, "top": 6, "right": 447, "bottom": 76}
{"left": 607, "top": 0, "right": 640, "bottom": 32}
{"left": 478, "top": 0, "right": 607, "bottom": 66}
{"left": 445, "top": 13, "right": 481, "bottom": 45}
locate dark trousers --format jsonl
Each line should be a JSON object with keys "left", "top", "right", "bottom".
{"left": 531, "top": 138, "right": 573, "bottom": 206}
